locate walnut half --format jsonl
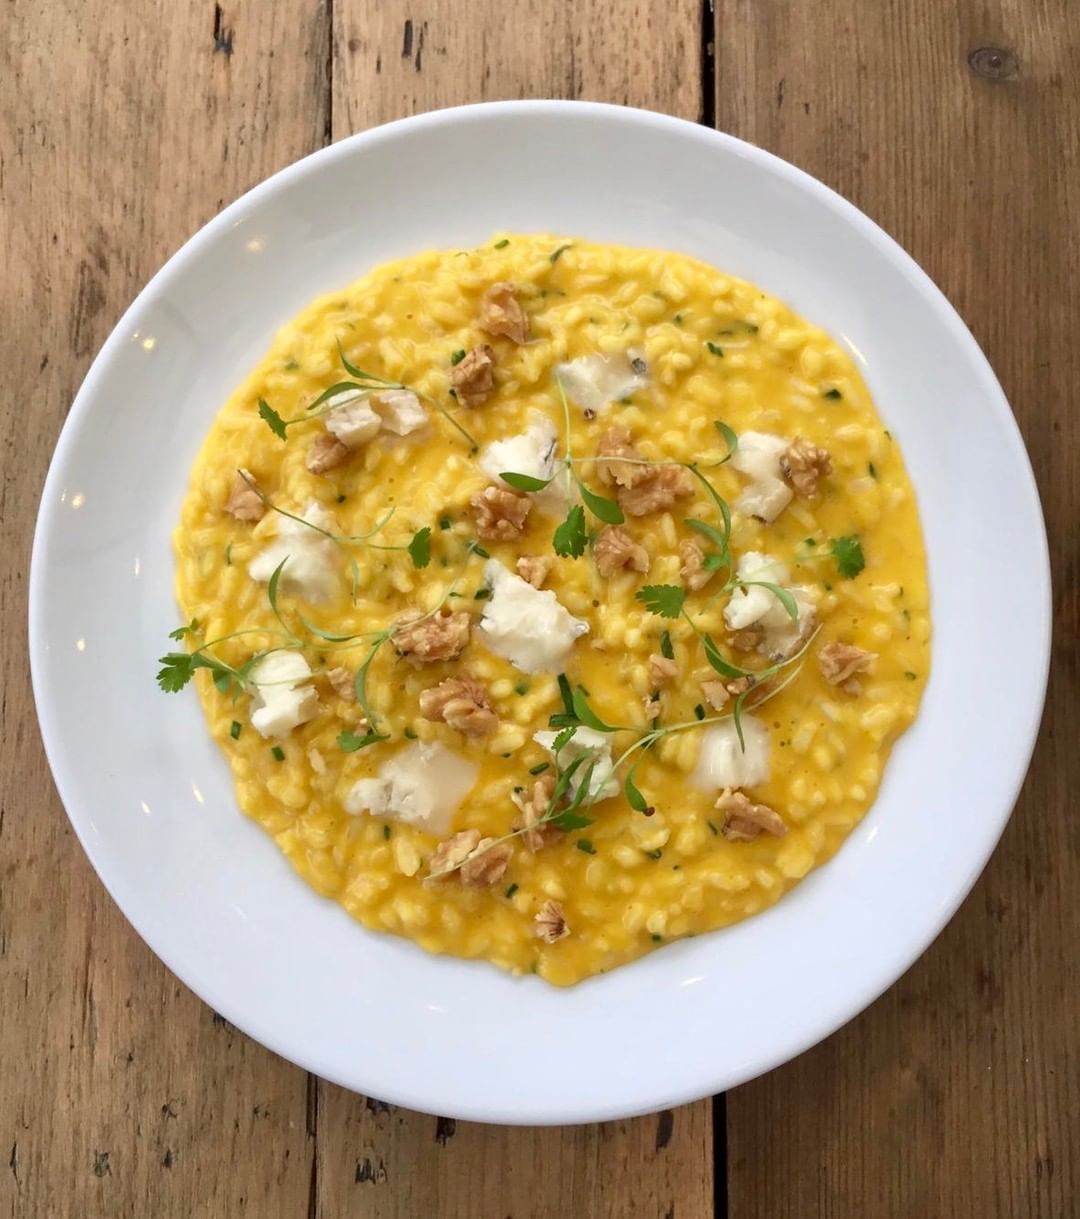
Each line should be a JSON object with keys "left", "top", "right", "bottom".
{"left": 594, "top": 525, "right": 650, "bottom": 577}
{"left": 450, "top": 344, "right": 496, "bottom": 407}
{"left": 224, "top": 469, "right": 264, "bottom": 522}
{"left": 470, "top": 485, "right": 531, "bottom": 541}
{"left": 534, "top": 899, "right": 570, "bottom": 943}
{"left": 780, "top": 436, "right": 832, "bottom": 499}
{"left": 419, "top": 676, "right": 498, "bottom": 738}
{"left": 478, "top": 282, "right": 530, "bottom": 345}
{"left": 393, "top": 610, "right": 471, "bottom": 665}
{"left": 715, "top": 789, "right": 787, "bottom": 841}
{"left": 818, "top": 641, "right": 876, "bottom": 688}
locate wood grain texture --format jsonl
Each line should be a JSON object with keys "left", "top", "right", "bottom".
{"left": 1, "top": 3, "right": 329, "bottom": 1216}
{"left": 715, "top": 3, "right": 1079, "bottom": 1216}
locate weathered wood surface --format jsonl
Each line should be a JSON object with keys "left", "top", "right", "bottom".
{"left": 1, "top": 0, "right": 1074, "bottom": 1215}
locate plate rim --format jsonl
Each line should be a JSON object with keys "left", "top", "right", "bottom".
{"left": 29, "top": 99, "right": 1053, "bottom": 1124}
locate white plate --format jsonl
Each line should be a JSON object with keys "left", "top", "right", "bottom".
{"left": 30, "top": 102, "right": 1051, "bottom": 1124}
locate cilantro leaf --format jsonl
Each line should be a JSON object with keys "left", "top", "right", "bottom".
{"left": 551, "top": 725, "right": 577, "bottom": 753}
{"left": 553, "top": 505, "right": 587, "bottom": 557}
{"left": 500, "top": 471, "right": 553, "bottom": 492}
{"left": 635, "top": 584, "right": 686, "bottom": 619}
{"left": 258, "top": 398, "right": 287, "bottom": 440}
{"left": 408, "top": 526, "right": 432, "bottom": 569}
{"left": 168, "top": 618, "right": 200, "bottom": 642}
{"left": 156, "top": 652, "right": 195, "bottom": 693}
{"left": 830, "top": 536, "right": 865, "bottom": 579}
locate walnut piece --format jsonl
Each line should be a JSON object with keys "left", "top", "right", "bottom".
{"left": 534, "top": 899, "right": 570, "bottom": 943}
{"left": 728, "top": 626, "right": 764, "bottom": 653}
{"left": 649, "top": 654, "right": 678, "bottom": 688}
{"left": 450, "top": 344, "right": 496, "bottom": 407}
{"left": 715, "top": 789, "right": 788, "bottom": 842}
{"left": 305, "top": 432, "right": 349, "bottom": 475}
{"left": 470, "top": 485, "right": 531, "bottom": 541}
{"left": 643, "top": 694, "right": 662, "bottom": 721}
{"left": 512, "top": 775, "right": 561, "bottom": 852}
{"left": 224, "top": 469, "right": 264, "bottom": 522}
{"left": 516, "top": 554, "right": 553, "bottom": 588}
{"left": 679, "top": 539, "right": 713, "bottom": 590}
{"left": 459, "top": 838, "right": 513, "bottom": 887}
{"left": 393, "top": 610, "right": 471, "bottom": 665}
{"left": 701, "top": 679, "right": 729, "bottom": 711}
{"left": 478, "top": 282, "right": 530, "bottom": 345}
{"left": 818, "top": 641, "right": 876, "bottom": 687}
{"left": 594, "top": 525, "right": 650, "bottom": 577}
{"left": 325, "top": 666, "right": 355, "bottom": 701}
{"left": 419, "top": 676, "right": 498, "bottom": 738}
{"left": 428, "top": 829, "right": 481, "bottom": 878}
{"left": 780, "top": 436, "right": 833, "bottom": 499}
{"left": 617, "top": 464, "right": 695, "bottom": 517}
{"left": 596, "top": 426, "right": 650, "bottom": 490}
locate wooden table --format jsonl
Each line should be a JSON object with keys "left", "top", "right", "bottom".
{"left": 3, "top": 2, "right": 1076, "bottom": 1215}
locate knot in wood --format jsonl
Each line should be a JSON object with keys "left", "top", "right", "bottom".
{"left": 967, "top": 46, "right": 1019, "bottom": 81}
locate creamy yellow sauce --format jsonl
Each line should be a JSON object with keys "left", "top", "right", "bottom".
{"left": 173, "top": 235, "right": 930, "bottom": 986}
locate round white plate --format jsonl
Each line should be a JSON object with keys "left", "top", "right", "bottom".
{"left": 31, "top": 101, "right": 1050, "bottom": 1124}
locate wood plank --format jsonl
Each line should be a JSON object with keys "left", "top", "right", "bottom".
{"left": 0, "top": 3, "right": 330, "bottom": 1216}
{"left": 715, "top": 2, "right": 1079, "bottom": 1215}
{"left": 316, "top": 5, "right": 714, "bottom": 1218}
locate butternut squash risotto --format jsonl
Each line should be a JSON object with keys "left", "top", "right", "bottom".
{"left": 162, "top": 235, "right": 930, "bottom": 986}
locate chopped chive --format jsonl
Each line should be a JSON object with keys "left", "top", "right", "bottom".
{"left": 382, "top": 824, "right": 391, "bottom": 840}
{"left": 494, "top": 239, "right": 510, "bottom": 249}
{"left": 651, "top": 933, "right": 663, "bottom": 943}
{"left": 470, "top": 544, "right": 490, "bottom": 559}
{"left": 514, "top": 681, "right": 529, "bottom": 696}
{"left": 643, "top": 848, "right": 662, "bottom": 860}
{"left": 513, "top": 785, "right": 525, "bottom": 794}
{"left": 450, "top": 349, "right": 466, "bottom": 366}
{"left": 474, "top": 587, "right": 491, "bottom": 600}
{"left": 673, "top": 313, "right": 683, "bottom": 325}
{"left": 868, "top": 462, "right": 877, "bottom": 479}
{"left": 229, "top": 720, "right": 242, "bottom": 739}
{"left": 660, "top": 630, "right": 674, "bottom": 660}
{"left": 706, "top": 341, "right": 724, "bottom": 357}
{"left": 707, "top": 819, "right": 719, "bottom": 836}
{"left": 270, "top": 746, "right": 285, "bottom": 762}
{"left": 224, "top": 543, "right": 233, "bottom": 566}
{"left": 528, "top": 762, "right": 550, "bottom": 775}
{"left": 823, "top": 388, "right": 843, "bottom": 400}
{"left": 439, "top": 515, "right": 452, "bottom": 530}
{"left": 337, "top": 493, "right": 347, "bottom": 503}
{"left": 404, "top": 727, "right": 418, "bottom": 739}
{"left": 549, "top": 243, "right": 572, "bottom": 263}
{"left": 904, "top": 671, "right": 918, "bottom": 680}
{"left": 576, "top": 839, "right": 597, "bottom": 854}
{"left": 505, "top": 882, "right": 519, "bottom": 897}
{"left": 694, "top": 704, "right": 706, "bottom": 721}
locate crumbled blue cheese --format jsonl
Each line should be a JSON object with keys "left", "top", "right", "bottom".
{"left": 374, "top": 389, "right": 427, "bottom": 436}
{"left": 532, "top": 726, "right": 619, "bottom": 801}
{"left": 248, "top": 501, "right": 340, "bottom": 601}
{"left": 555, "top": 351, "right": 647, "bottom": 414}
{"left": 478, "top": 560, "right": 588, "bottom": 673}
{"left": 248, "top": 652, "right": 319, "bottom": 738}
{"left": 729, "top": 431, "right": 792, "bottom": 522}
{"left": 724, "top": 552, "right": 816, "bottom": 661}
{"left": 478, "top": 409, "right": 558, "bottom": 487}
{"left": 343, "top": 741, "right": 478, "bottom": 836}
{"left": 690, "top": 716, "right": 770, "bottom": 790}
{"left": 325, "top": 390, "right": 381, "bottom": 448}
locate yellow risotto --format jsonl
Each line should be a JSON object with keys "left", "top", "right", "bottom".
{"left": 165, "top": 235, "right": 929, "bottom": 986}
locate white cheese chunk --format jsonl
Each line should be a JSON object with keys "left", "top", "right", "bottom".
{"left": 724, "top": 552, "right": 816, "bottom": 660}
{"left": 325, "top": 390, "right": 382, "bottom": 448}
{"left": 555, "top": 351, "right": 647, "bottom": 414}
{"left": 478, "top": 560, "right": 588, "bottom": 674}
{"left": 249, "top": 652, "right": 319, "bottom": 739}
{"left": 374, "top": 389, "right": 427, "bottom": 436}
{"left": 730, "top": 431, "right": 793, "bottom": 522}
{"left": 533, "top": 726, "right": 619, "bottom": 801}
{"left": 690, "top": 716, "right": 771, "bottom": 791}
{"left": 343, "top": 741, "right": 478, "bottom": 836}
{"left": 248, "top": 500, "right": 340, "bottom": 602}
{"left": 478, "top": 409, "right": 559, "bottom": 488}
